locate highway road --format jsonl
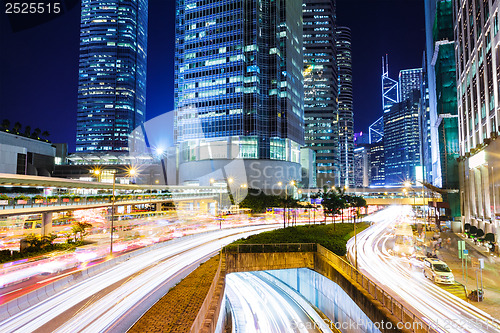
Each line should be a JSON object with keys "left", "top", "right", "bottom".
{"left": 0, "top": 225, "right": 278, "bottom": 333}
{"left": 226, "top": 271, "right": 333, "bottom": 333}
{"left": 347, "top": 206, "right": 500, "bottom": 333}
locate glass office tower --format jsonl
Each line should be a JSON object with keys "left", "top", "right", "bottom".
{"left": 384, "top": 91, "right": 422, "bottom": 186}
{"left": 303, "top": 0, "right": 339, "bottom": 187}
{"left": 76, "top": 0, "right": 148, "bottom": 153}
{"left": 382, "top": 55, "right": 399, "bottom": 113}
{"left": 336, "top": 26, "right": 354, "bottom": 188}
{"left": 399, "top": 68, "right": 423, "bottom": 102}
{"left": 174, "top": 0, "right": 304, "bottom": 188}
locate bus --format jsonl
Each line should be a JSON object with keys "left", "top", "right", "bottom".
{"left": 393, "top": 224, "right": 415, "bottom": 256}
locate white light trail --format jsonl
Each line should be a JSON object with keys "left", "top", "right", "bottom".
{"left": 348, "top": 206, "right": 500, "bottom": 333}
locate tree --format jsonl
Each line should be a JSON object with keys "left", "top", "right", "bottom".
{"left": 13, "top": 121, "right": 22, "bottom": 134}
{"left": 32, "top": 128, "right": 41, "bottom": 139}
{"left": 347, "top": 195, "right": 366, "bottom": 270}
{"left": 71, "top": 222, "right": 93, "bottom": 242}
{"left": 41, "top": 130, "right": 50, "bottom": 138}
{"left": 24, "top": 125, "right": 32, "bottom": 137}
{"left": 316, "top": 189, "right": 344, "bottom": 228}
{"left": 348, "top": 195, "right": 367, "bottom": 224}
{"left": 239, "top": 188, "right": 282, "bottom": 213}
{"left": 1, "top": 119, "right": 10, "bottom": 131}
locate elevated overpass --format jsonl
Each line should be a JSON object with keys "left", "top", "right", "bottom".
{"left": 303, "top": 186, "right": 442, "bottom": 206}
{"left": 0, "top": 174, "right": 227, "bottom": 235}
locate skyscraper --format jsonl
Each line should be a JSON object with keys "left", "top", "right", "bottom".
{"left": 424, "top": 0, "right": 461, "bottom": 218}
{"left": 336, "top": 26, "right": 354, "bottom": 187}
{"left": 174, "top": 0, "right": 304, "bottom": 188}
{"left": 381, "top": 55, "right": 399, "bottom": 113}
{"left": 399, "top": 68, "right": 423, "bottom": 102}
{"left": 76, "top": 0, "right": 148, "bottom": 153}
{"left": 303, "top": 0, "right": 339, "bottom": 187}
{"left": 368, "top": 116, "right": 384, "bottom": 143}
{"left": 453, "top": 0, "right": 500, "bottom": 236}
{"left": 384, "top": 91, "right": 421, "bottom": 186}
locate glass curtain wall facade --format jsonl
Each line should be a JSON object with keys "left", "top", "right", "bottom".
{"left": 76, "top": 0, "right": 148, "bottom": 152}
{"left": 454, "top": 0, "right": 500, "bottom": 242}
{"left": 382, "top": 55, "right": 400, "bottom": 113}
{"left": 174, "top": 0, "right": 304, "bottom": 187}
{"left": 419, "top": 53, "right": 433, "bottom": 185}
{"left": 399, "top": 68, "right": 423, "bottom": 102}
{"left": 336, "top": 26, "right": 354, "bottom": 187}
{"left": 303, "top": 0, "right": 339, "bottom": 187}
{"left": 384, "top": 91, "right": 422, "bottom": 186}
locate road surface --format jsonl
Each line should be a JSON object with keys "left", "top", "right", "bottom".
{"left": 347, "top": 206, "right": 500, "bottom": 333}
{"left": 0, "top": 225, "right": 277, "bottom": 333}
{"left": 226, "top": 271, "right": 332, "bottom": 332}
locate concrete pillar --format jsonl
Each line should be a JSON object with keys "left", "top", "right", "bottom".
{"left": 41, "top": 212, "right": 53, "bottom": 236}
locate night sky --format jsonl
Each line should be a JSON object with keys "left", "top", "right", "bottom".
{"left": 0, "top": 0, "right": 425, "bottom": 153}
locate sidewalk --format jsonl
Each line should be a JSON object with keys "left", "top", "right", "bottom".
{"left": 435, "top": 231, "right": 500, "bottom": 319}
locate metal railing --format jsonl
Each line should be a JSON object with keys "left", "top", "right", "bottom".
{"left": 0, "top": 193, "right": 221, "bottom": 212}
{"left": 317, "top": 244, "right": 434, "bottom": 333}
{"left": 223, "top": 243, "right": 317, "bottom": 254}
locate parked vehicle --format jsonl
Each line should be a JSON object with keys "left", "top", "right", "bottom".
{"left": 423, "top": 258, "right": 454, "bottom": 284}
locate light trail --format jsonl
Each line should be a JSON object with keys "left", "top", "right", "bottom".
{"left": 0, "top": 225, "right": 277, "bottom": 333}
{"left": 347, "top": 206, "right": 500, "bottom": 333}
{"left": 226, "top": 271, "right": 332, "bottom": 332}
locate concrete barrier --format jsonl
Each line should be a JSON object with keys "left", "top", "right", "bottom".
{"left": 190, "top": 254, "right": 226, "bottom": 333}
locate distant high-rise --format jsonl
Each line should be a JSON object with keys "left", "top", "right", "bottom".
{"left": 381, "top": 55, "right": 399, "bottom": 113}
{"left": 453, "top": 0, "right": 499, "bottom": 232}
{"left": 76, "top": 0, "right": 148, "bottom": 153}
{"left": 369, "top": 116, "right": 384, "bottom": 143}
{"left": 353, "top": 145, "right": 370, "bottom": 188}
{"left": 369, "top": 142, "right": 385, "bottom": 187}
{"left": 384, "top": 91, "right": 421, "bottom": 186}
{"left": 336, "top": 26, "right": 354, "bottom": 187}
{"left": 399, "top": 68, "right": 423, "bottom": 102}
{"left": 174, "top": 0, "right": 304, "bottom": 188}
{"left": 303, "top": 0, "right": 339, "bottom": 187}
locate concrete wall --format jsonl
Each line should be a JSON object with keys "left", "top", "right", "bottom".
{"left": 314, "top": 253, "right": 402, "bottom": 333}
{"left": 225, "top": 252, "right": 314, "bottom": 273}
{"left": 0, "top": 143, "right": 24, "bottom": 173}
{"left": 264, "top": 269, "right": 377, "bottom": 333}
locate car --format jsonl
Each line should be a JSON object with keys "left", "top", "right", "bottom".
{"left": 423, "top": 258, "right": 454, "bottom": 284}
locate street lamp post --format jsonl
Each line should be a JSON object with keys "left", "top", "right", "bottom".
{"left": 404, "top": 181, "right": 416, "bottom": 223}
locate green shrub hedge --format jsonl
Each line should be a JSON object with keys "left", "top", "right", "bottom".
{"left": 230, "top": 223, "right": 368, "bottom": 256}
